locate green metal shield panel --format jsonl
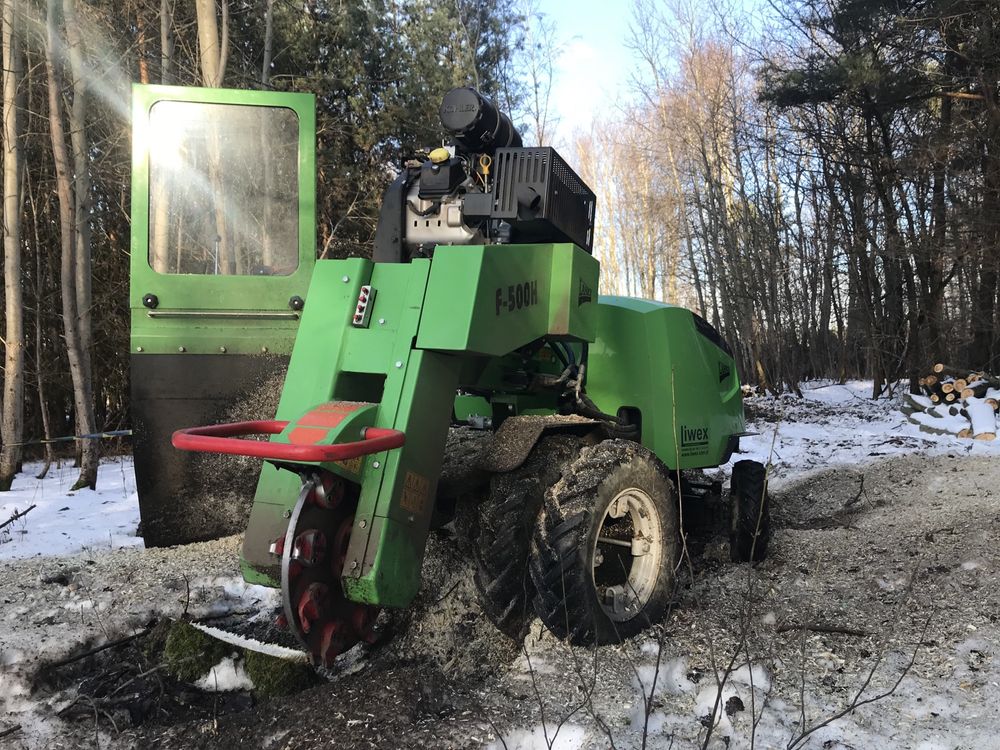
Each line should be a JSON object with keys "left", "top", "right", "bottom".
{"left": 586, "top": 297, "right": 745, "bottom": 470}
{"left": 130, "top": 84, "right": 317, "bottom": 355}
{"left": 416, "top": 243, "right": 599, "bottom": 355}
{"left": 130, "top": 84, "right": 318, "bottom": 547}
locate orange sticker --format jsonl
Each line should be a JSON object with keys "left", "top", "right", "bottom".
{"left": 399, "top": 472, "right": 431, "bottom": 515}
{"left": 335, "top": 456, "right": 364, "bottom": 476}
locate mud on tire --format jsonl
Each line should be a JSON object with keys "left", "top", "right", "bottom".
{"left": 473, "top": 435, "right": 581, "bottom": 640}
{"left": 528, "top": 440, "right": 679, "bottom": 646}
{"left": 729, "top": 459, "right": 771, "bottom": 562}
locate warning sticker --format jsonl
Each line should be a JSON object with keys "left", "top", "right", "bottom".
{"left": 335, "top": 456, "right": 364, "bottom": 476}
{"left": 399, "top": 471, "right": 431, "bottom": 515}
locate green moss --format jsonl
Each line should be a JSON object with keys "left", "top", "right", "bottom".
{"left": 243, "top": 650, "right": 315, "bottom": 697}
{"left": 142, "top": 617, "right": 175, "bottom": 664}
{"left": 162, "top": 620, "right": 231, "bottom": 683}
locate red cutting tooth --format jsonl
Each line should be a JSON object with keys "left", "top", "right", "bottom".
{"left": 297, "top": 583, "right": 328, "bottom": 634}
{"left": 291, "top": 529, "right": 327, "bottom": 566}
{"left": 351, "top": 605, "right": 371, "bottom": 636}
{"left": 309, "top": 475, "right": 344, "bottom": 509}
{"left": 318, "top": 620, "right": 344, "bottom": 666}
{"left": 332, "top": 518, "right": 353, "bottom": 573}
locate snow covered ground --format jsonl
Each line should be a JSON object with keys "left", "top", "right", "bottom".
{"left": 2, "top": 381, "right": 993, "bottom": 563}
{"left": 0, "top": 457, "right": 142, "bottom": 560}
{"left": 732, "top": 379, "right": 1000, "bottom": 485}
{"left": 2, "top": 381, "right": 999, "bottom": 749}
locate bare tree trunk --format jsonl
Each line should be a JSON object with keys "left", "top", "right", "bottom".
{"left": 27, "top": 179, "right": 54, "bottom": 479}
{"left": 195, "top": 0, "right": 227, "bottom": 87}
{"left": 45, "top": 0, "right": 97, "bottom": 490}
{"left": 151, "top": 0, "right": 174, "bottom": 271}
{"left": 195, "top": 0, "right": 233, "bottom": 274}
{"left": 260, "top": 0, "right": 275, "bottom": 265}
{"left": 261, "top": 0, "right": 274, "bottom": 86}
{"left": 0, "top": 0, "right": 24, "bottom": 491}
{"left": 521, "top": 0, "right": 559, "bottom": 145}
{"left": 135, "top": 0, "right": 150, "bottom": 83}
{"left": 62, "top": 0, "right": 98, "bottom": 488}
{"left": 160, "top": 0, "right": 174, "bottom": 84}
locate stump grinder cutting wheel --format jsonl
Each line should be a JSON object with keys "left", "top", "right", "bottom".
{"left": 277, "top": 473, "right": 379, "bottom": 666}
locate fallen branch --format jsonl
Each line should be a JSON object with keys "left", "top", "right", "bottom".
{"left": 45, "top": 628, "right": 150, "bottom": 670}
{"left": 777, "top": 622, "right": 871, "bottom": 638}
{"left": 0, "top": 724, "right": 22, "bottom": 740}
{"left": 844, "top": 475, "right": 867, "bottom": 508}
{"left": 0, "top": 504, "right": 37, "bottom": 532}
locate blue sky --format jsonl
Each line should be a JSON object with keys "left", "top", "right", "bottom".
{"left": 535, "top": 0, "right": 636, "bottom": 148}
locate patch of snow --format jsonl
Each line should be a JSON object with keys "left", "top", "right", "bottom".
{"left": 632, "top": 656, "right": 693, "bottom": 698}
{"left": 194, "top": 656, "right": 254, "bottom": 692}
{"left": 190, "top": 576, "right": 282, "bottom": 615}
{"left": 728, "top": 663, "right": 771, "bottom": 692}
{"left": 0, "top": 457, "right": 141, "bottom": 560}
{"left": 490, "top": 723, "right": 587, "bottom": 750}
{"left": 730, "top": 380, "right": 1000, "bottom": 488}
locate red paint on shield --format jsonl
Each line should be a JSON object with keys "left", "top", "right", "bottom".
{"left": 288, "top": 427, "right": 329, "bottom": 445}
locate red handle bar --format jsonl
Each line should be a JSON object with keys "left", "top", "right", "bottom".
{"left": 171, "top": 420, "right": 405, "bottom": 463}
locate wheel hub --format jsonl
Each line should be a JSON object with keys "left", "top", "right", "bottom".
{"left": 592, "top": 487, "right": 663, "bottom": 622}
{"left": 279, "top": 473, "right": 379, "bottom": 667}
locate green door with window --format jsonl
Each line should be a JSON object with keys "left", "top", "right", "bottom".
{"left": 129, "top": 84, "right": 316, "bottom": 546}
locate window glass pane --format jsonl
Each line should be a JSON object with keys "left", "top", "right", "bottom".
{"left": 148, "top": 101, "right": 299, "bottom": 276}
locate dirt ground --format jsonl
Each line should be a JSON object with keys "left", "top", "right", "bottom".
{"left": 2, "top": 450, "right": 999, "bottom": 749}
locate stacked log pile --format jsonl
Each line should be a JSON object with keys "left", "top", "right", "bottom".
{"left": 914, "top": 364, "right": 1000, "bottom": 440}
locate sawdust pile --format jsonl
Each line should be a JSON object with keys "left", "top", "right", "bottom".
{"left": 374, "top": 507, "right": 521, "bottom": 681}
{"left": 187, "top": 366, "right": 287, "bottom": 536}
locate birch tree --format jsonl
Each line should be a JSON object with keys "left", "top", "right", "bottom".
{"left": 160, "top": 0, "right": 174, "bottom": 84}
{"left": 0, "top": 0, "right": 23, "bottom": 491}
{"left": 195, "top": 0, "right": 227, "bottom": 87}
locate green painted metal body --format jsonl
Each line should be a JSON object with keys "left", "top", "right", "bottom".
{"left": 586, "top": 297, "right": 744, "bottom": 470}
{"left": 129, "top": 84, "right": 746, "bottom": 612}
{"left": 239, "top": 248, "right": 744, "bottom": 609}
{"left": 241, "top": 244, "right": 602, "bottom": 607}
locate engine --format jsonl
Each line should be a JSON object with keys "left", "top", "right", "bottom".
{"left": 373, "top": 87, "right": 596, "bottom": 263}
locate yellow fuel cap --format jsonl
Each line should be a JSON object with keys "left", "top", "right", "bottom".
{"left": 429, "top": 147, "right": 450, "bottom": 164}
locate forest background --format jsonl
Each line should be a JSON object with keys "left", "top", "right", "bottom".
{"left": 1, "top": 0, "right": 998, "bottom": 489}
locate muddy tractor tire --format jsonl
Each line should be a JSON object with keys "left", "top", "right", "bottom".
{"left": 528, "top": 440, "right": 679, "bottom": 645}
{"left": 473, "top": 435, "right": 580, "bottom": 640}
{"left": 729, "top": 459, "right": 771, "bottom": 563}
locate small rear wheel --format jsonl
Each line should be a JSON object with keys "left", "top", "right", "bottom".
{"left": 529, "top": 440, "right": 679, "bottom": 645}
{"left": 729, "top": 460, "right": 771, "bottom": 562}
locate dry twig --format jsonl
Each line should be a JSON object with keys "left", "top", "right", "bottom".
{"left": 0, "top": 504, "right": 37, "bottom": 531}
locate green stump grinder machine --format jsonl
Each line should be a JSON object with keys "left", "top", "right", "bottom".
{"left": 129, "top": 85, "right": 769, "bottom": 666}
